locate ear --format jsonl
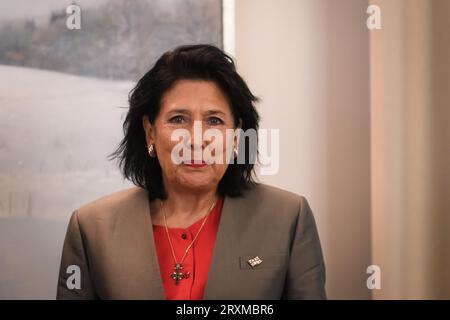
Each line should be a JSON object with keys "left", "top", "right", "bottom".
{"left": 236, "top": 118, "right": 242, "bottom": 130}
{"left": 142, "top": 115, "right": 156, "bottom": 145}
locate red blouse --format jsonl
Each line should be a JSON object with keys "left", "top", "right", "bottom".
{"left": 152, "top": 197, "right": 224, "bottom": 300}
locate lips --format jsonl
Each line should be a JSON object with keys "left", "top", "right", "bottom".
{"left": 183, "top": 160, "right": 207, "bottom": 167}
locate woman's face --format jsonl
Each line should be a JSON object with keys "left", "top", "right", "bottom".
{"left": 143, "top": 79, "right": 239, "bottom": 194}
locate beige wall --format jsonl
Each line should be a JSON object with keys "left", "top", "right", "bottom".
{"left": 235, "top": 0, "right": 372, "bottom": 299}
{"left": 370, "top": 0, "right": 450, "bottom": 299}
{"left": 234, "top": 0, "right": 450, "bottom": 299}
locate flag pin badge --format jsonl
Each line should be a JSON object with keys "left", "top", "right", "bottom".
{"left": 247, "top": 256, "right": 263, "bottom": 268}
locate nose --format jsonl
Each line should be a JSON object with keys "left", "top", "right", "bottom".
{"left": 186, "top": 139, "right": 203, "bottom": 153}
{"left": 184, "top": 120, "right": 206, "bottom": 159}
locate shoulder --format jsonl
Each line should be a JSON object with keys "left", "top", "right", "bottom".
{"left": 236, "top": 183, "right": 311, "bottom": 223}
{"left": 74, "top": 186, "right": 147, "bottom": 225}
{"left": 243, "top": 182, "right": 307, "bottom": 209}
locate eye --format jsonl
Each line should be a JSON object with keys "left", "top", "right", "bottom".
{"left": 169, "top": 115, "right": 185, "bottom": 124}
{"left": 208, "top": 117, "right": 224, "bottom": 125}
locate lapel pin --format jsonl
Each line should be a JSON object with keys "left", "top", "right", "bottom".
{"left": 247, "top": 256, "right": 263, "bottom": 268}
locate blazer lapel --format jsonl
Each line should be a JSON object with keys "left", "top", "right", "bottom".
{"left": 203, "top": 194, "right": 249, "bottom": 299}
{"left": 130, "top": 188, "right": 165, "bottom": 299}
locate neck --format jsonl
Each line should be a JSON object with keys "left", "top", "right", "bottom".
{"left": 161, "top": 184, "right": 218, "bottom": 221}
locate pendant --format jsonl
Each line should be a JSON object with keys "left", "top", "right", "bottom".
{"left": 170, "top": 263, "right": 190, "bottom": 285}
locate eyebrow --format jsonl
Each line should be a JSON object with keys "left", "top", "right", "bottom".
{"left": 167, "top": 108, "right": 190, "bottom": 115}
{"left": 167, "top": 108, "right": 226, "bottom": 116}
{"left": 204, "top": 109, "right": 226, "bottom": 116}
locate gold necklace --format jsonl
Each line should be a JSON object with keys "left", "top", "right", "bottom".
{"left": 160, "top": 198, "right": 217, "bottom": 285}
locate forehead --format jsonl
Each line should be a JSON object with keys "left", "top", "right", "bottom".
{"left": 160, "top": 79, "right": 231, "bottom": 113}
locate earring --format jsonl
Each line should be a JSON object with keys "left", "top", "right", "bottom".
{"left": 148, "top": 144, "right": 156, "bottom": 157}
{"left": 233, "top": 146, "right": 238, "bottom": 158}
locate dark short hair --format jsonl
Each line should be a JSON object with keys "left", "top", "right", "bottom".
{"left": 109, "top": 44, "right": 260, "bottom": 200}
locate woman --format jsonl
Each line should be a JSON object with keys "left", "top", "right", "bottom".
{"left": 56, "top": 44, "right": 326, "bottom": 300}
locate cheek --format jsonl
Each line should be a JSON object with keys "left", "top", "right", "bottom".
{"left": 206, "top": 130, "right": 235, "bottom": 162}
{"left": 154, "top": 129, "right": 179, "bottom": 170}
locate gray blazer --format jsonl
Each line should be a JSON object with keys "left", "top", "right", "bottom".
{"left": 56, "top": 183, "right": 326, "bottom": 299}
